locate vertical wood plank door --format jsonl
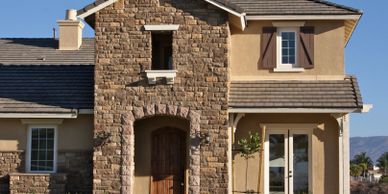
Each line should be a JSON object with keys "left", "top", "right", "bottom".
{"left": 152, "top": 128, "right": 186, "bottom": 194}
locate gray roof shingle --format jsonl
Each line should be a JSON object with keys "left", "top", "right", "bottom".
{"left": 229, "top": 77, "right": 363, "bottom": 109}
{"left": 0, "top": 38, "right": 94, "bottom": 65}
{"left": 215, "top": 0, "right": 362, "bottom": 15}
{"left": 0, "top": 65, "right": 94, "bottom": 113}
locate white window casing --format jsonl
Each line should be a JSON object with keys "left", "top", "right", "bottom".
{"left": 275, "top": 27, "right": 305, "bottom": 72}
{"left": 26, "top": 125, "right": 58, "bottom": 173}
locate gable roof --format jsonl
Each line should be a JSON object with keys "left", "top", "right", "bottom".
{"left": 0, "top": 65, "right": 94, "bottom": 116}
{"left": 77, "top": 0, "right": 361, "bottom": 19}
{"left": 229, "top": 76, "right": 363, "bottom": 111}
{"left": 0, "top": 38, "right": 94, "bottom": 65}
{"left": 213, "top": 0, "right": 361, "bottom": 16}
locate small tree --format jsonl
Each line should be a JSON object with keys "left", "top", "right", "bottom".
{"left": 350, "top": 163, "right": 363, "bottom": 178}
{"left": 376, "top": 152, "right": 388, "bottom": 175}
{"left": 351, "top": 152, "right": 373, "bottom": 178}
{"left": 237, "top": 131, "right": 261, "bottom": 194}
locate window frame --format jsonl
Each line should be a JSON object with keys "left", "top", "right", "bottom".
{"left": 275, "top": 27, "right": 304, "bottom": 72}
{"left": 26, "top": 125, "right": 58, "bottom": 173}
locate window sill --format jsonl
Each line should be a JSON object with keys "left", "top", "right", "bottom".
{"left": 145, "top": 70, "right": 178, "bottom": 85}
{"left": 273, "top": 67, "right": 305, "bottom": 73}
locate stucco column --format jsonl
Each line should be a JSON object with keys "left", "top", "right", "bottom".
{"left": 343, "top": 114, "right": 350, "bottom": 194}
{"left": 229, "top": 113, "right": 245, "bottom": 194}
{"left": 335, "top": 114, "right": 350, "bottom": 194}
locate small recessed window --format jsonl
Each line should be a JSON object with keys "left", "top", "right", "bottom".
{"left": 152, "top": 32, "right": 173, "bottom": 70}
{"left": 28, "top": 126, "right": 56, "bottom": 173}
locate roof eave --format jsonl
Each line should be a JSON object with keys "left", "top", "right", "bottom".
{"left": 228, "top": 107, "right": 362, "bottom": 114}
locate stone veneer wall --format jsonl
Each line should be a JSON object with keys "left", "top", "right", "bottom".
{"left": 0, "top": 150, "right": 92, "bottom": 193}
{"left": 57, "top": 151, "right": 93, "bottom": 193}
{"left": 0, "top": 151, "right": 24, "bottom": 193}
{"left": 94, "top": 0, "right": 230, "bottom": 193}
{"left": 9, "top": 173, "right": 66, "bottom": 194}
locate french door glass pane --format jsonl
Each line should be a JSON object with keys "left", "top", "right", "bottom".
{"left": 269, "top": 134, "right": 285, "bottom": 194}
{"left": 293, "top": 134, "right": 309, "bottom": 194}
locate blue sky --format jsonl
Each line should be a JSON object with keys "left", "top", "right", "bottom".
{"left": 0, "top": 0, "right": 386, "bottom": 137}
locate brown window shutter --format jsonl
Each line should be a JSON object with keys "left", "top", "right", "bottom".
{"left": 298, "top": 26, "right": 315, "bottom": 69}
{"left": 260, "top": 27, "right": 277, "bottom": 69}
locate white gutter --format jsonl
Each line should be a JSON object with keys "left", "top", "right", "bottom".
{"left": 246, "top": 15, "right": 361, "bottom": 21}
{"left": 78, "top": 0, "right": 119, "bottom": 19}
{"left": 228, "top": 108, "right": 358, "bottom": 114}
{"left": 360, "top": 104, "right": 373, "bottom": 113}
{"left": 0, "top": 112, "right": 78, "bottom": 119}
{"left": 79, "top": 109, "right": 94, "bottom": 114}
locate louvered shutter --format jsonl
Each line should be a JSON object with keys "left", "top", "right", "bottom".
{"left": 298, "top": 26, "right": 315, "bottom": 69}
{"left": 260, "top": 27, "right": 277, "bottom": 69}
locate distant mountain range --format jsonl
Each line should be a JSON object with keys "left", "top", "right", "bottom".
{"left": 350, "top": 136, "right": 388, "bottom": 163}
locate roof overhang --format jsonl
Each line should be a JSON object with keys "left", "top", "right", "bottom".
{"left": 77, "top": 0, "right": 360, "bottom": 44}
{"left": 0, "top": 109, "right": 94, "bottom": 119}
{"left": 0, "top": 112, "right": 78, "bottom": 119}
{"left": 78, "top": 0, "right": 119, "bottom": 19}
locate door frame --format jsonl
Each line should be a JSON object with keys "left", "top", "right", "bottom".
{"left": 261, "top": 123, "right": 315, "bottom": 194}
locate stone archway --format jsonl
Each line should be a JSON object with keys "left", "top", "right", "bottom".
{"left": 120, "top": 104, "right": 201, "bottom": 194}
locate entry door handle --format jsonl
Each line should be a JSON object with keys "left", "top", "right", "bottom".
{"left": 289, "top": 170, "right": 293, "bottom": 178}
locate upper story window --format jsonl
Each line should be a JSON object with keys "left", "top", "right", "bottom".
{"left": 152, "top": 32, "right": 173, "bottom": 70}
{"left": 144, "top": 25, "right": 180, "bottom": 85}
{"left": 279, "top": 29, "right": 297, "bottom": 66}
{"left": 27, "top": 126, "right": 57, "bottom": 173}
{"left": 260, "top": 25, "right": 315, "bottom": 72}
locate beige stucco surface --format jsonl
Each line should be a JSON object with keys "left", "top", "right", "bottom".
{"left": 230, "top": 20, "right": 345, "bottom": 80}
{"left": 233, "top": 113, "right": 339, "bottom": 194}
{"left": 0, "top": 115, "right": 93, "bottom": 151}
{"left": 134, "top": 116, "right": 190, "bottom": 194}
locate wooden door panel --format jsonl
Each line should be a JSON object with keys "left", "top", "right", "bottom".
{"left": 152, "top": 128, "right": 185, "bottom": 194}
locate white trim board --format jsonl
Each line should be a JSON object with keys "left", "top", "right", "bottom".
{"left": 201, "top": 0, "right": 247, "bottom": 30}
{"left": 228, "top": 108, "right": 358, "bottom": 114}
{"left": 144, "top": 25, "right": 180, "bottom": 31}
{"left": 78, "top": 0, "right": 119, "bottom": 19}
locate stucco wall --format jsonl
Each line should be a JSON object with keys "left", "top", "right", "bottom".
{"left": 230, "top": 20, "right": 345, "bottom": 80}
{"left": 233, "top": 114, "right": 339, "bottom": 194}
{"left": 134, "top": 116, "right": 190, "bottom": 194}
{"left": 0, "top": 115, "right": 93, "bottom": 151}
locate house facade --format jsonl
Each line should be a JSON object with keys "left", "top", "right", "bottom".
{"left": 0, "top": 0, "right": 371, "bottom": 194}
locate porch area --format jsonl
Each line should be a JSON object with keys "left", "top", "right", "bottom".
{"left": 230, "top": 113, "right": 346, "bottom": 194}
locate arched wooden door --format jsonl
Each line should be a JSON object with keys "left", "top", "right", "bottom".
{"left": 151, "top": 127, "right": 186, "bottom": 194}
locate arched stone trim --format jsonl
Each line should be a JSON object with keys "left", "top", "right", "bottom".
{"left": 120, "top": 104, "right": 201, "bottom": 194}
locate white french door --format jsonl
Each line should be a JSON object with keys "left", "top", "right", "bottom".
{"left": 264, "top": 129, "right": 311, "bottom": 194}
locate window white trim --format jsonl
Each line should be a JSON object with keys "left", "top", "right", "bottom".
{"left": 276, "top": 27, "right": 304, "bottom": 72}
{"left": 145, "top": 70, "right": 178, "bottom": 85}
{"left": 26, "top": 125, "right": 58, "bottom": 173}
{"left": 144, "top": 25, "right": 180, "bottom": 31}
